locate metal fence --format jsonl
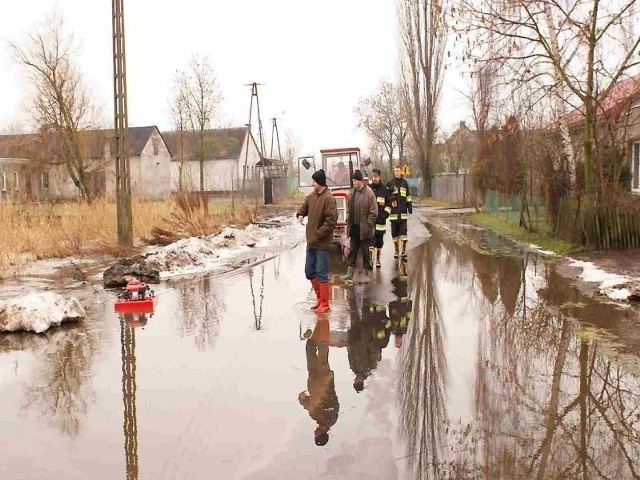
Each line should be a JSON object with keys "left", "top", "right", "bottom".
{"left": 430, "top": 173, "right": 472, "bottom": 206}
{"left": 484, "top": 190, "right": 546, "bottom": 231}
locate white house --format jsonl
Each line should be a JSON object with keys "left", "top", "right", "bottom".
{"left": 0, "top": 126, "right": 172, "bottom": 201}
{"left": 163, "top": 127, "right": 262, "bottom": 193}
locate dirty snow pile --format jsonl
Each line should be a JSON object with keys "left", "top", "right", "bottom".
{"left": 527, "top": 244, "right": 558, "bottom": 257}
{"left": 145, "top": 219, "right": 298, "bottom": 279}
{"left": 0, "top": 292, "right": 86, "bottom": 333}
{"left": 569, "top": 259, "right": 632, "bottom": 300}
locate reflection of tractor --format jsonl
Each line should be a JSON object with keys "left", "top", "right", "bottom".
{"left": 298, "top": 147, "right": 369, "bottom": 259}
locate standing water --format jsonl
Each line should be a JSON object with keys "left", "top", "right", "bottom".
{"left": 1, "top": 221, "right": 639, "bottom": 479}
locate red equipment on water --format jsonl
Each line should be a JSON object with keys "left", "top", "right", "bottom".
{"left": 114, "top": 279, "right": 155, "bottom": 314}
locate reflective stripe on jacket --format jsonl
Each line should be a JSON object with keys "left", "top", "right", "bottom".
{"left": 386, "top": 177, "right": 413, "bottom": 220}
{"left": 369, "top": 181, "right": 391, "bottom": 228}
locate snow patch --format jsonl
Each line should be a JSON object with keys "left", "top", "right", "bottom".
{"left": 569, "top": 259, "right": 632, "bottom": 300}
{"left": 144, "top": 219, "right": 299, "bottom": 279}
{"left": 0, "top": 292, "right": 86, "bottom": 333}
{"left": 527, "top": 244, "right": 558, "bottom": 257}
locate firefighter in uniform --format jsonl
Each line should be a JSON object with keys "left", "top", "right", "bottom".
{"left": 388, "top": 261, "right": 412, "bottom": 348}
{"left": 368, "top": 168, "right": 391, "bottom": 268}
{"left": 386, "top": 164, "right": 413, "bottom": 259}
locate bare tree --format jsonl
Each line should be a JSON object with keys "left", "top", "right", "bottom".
{"left": 459, "top": 0, "right": 640, "bottom": 201}
{"left": 354, "top": 80, "right": 407, "bottom": 175}
{"left": 11, "top": 13, "right": 102, "bottom": 202}
{"left": 169, "top": 71, "right": 191, "bottom": 192}
{"left": 398, "top": 0, "right": 448, "bottom": 195}
{"left": 172, "top": 55, "right": 222, "bottom": 193}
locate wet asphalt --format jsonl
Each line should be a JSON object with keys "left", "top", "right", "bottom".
{"left": 1, "top": 214, "right": 640, "bottom": 479}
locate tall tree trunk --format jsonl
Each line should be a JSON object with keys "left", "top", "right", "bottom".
{"left": 544, "top": 4, "right": 576, "bottom": 192}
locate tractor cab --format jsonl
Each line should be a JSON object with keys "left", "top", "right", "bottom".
{"left": 298, "top": 148, "right": 366, "bottom": 257}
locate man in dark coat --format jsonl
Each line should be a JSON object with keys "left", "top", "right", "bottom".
{"left": 339, "top": 170, "right": 377, "bottom": 283}
{"left": 297, "top": 169, "right": 338, "bottom": 313}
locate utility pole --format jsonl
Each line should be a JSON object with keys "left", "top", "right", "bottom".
{"left": 112, "top": 0, "right": 133, "bottom": 246}
{"left": 270, "top": 118, "right": 282, "bottom": 160}
{"left": 241, "top": 82, "right": 266, "bottom": 198}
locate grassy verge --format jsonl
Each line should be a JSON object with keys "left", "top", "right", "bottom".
{"left": 0, "top": 197, "right": 259, "bottom": 270}
{"left": 422, "top": 198, "right": 458, "bottom": 208}
{"left": 470, "top": 212, "right": 577, "bottom": 255}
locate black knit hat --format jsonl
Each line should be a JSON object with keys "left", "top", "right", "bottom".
{"left": 352, "top": 169, "right": 364, "bottom": 181}
{"left": 312, "top": 169, "right": 327, "bottom": 186}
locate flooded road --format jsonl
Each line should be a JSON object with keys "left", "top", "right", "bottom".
{"left": 2, "top": 218, "right": 640, "bottom": 479}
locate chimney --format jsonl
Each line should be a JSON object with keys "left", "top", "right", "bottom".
{"left": 459, "top": 121, "right": 466, "bottom": 129}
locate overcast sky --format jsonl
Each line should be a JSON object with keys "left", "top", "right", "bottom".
{"left": 1, "top": 0, "right": 470, "bottom": 156}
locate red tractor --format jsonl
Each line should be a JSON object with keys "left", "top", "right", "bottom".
{"left": 298, "top": 147, "right": 369, "bottom": 260}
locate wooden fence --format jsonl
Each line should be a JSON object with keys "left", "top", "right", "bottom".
{"left": 556, "top": 198, "right": 640, "bottom": 250}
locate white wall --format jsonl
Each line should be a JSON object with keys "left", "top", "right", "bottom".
{"left": 169, "top": 131, "right": 263, "bottom": 192}
{"left": 133, "top": 129, "right": 172, "bottom": 199}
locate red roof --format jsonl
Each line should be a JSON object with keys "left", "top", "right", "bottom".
{"left": 566, "top": 73, "right": 640, "bottom": 126}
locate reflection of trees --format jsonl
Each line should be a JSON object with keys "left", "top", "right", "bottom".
{"left": 177, "top": 277, "right": 224, "bottom": 351}
{"left": 469, "top": 257, "right": 640, "bottom": 477}
{"left": 21, "top": 323, "right": 100, "bottom": 436}
{"left": 397, "top": 239, "right": 448, "bottom": 480}
{"left": 422, "top": 226, "right": 640, "bottom": 478}
{"left": 121, "top": 317, "right": 138, "bottom": 480}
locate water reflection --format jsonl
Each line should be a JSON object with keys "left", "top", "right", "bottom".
{"left": 397, "top": 238, "right": 448, "bottom": 480}
{"left": 299, "top": 318, "right": 339, "bottom": 446}
{"left": 249, "top": 266, "right": 265, "bottom": 331}
{"left": 120, "top": 315, "right": 139, "bottom": 480}
{"left": 176, "top": 277, "right": 224, "bottom": 351}
{"left": 20, "top": 323, "right": 100, "bottom": 437}
{"left": 415, "top": 225, "right": 640, "bottom": 479}
{"left": 346, "top": 288, "right": 387, "bottom": 393}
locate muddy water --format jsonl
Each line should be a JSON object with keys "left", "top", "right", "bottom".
{"left": 1, "top": 220, "right": 640, "bottom": 479}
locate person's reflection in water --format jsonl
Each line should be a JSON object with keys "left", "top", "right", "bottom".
{"left": 349, "top": 301, "right": 390, "bottom": 392}
{"left": 343, "top": 283, "right": 382, "bottom": 392}
{"left": 389, "top": 261, "right": 412, "bottom": 348}
{"left": 299, "top": 318, "right": 339, "bottom": 446}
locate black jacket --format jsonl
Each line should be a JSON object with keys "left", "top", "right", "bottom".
{"left": 369, "top": 181, "right": 391, "bottom": 229}
{"left": 386, "top": 177, "right": 413, "bottom": 220}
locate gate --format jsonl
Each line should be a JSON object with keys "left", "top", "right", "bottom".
{"left": 264, "top": 178, "right": 273, "bottom": 205}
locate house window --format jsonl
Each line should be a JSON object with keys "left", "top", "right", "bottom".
{"left": 1, "top": 171, "right": 6, "bottom": 192}
{"left": 41, "top": 171, "right": 50, "bottom": 190}
{"left": 634, "top": 142, "right": 640, "bottom": 191}
{"left": 153, "top": 138, "right": 160, "bottom": 156}
{"left": 13, "top": 171, "right": 18, "bottom": 191}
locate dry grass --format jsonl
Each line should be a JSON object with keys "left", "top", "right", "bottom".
{"left": 0, "top": 196, "right": 264, "bottom": 271}
{"left": 165, "top": 192, "right": 256, "bottom": 238}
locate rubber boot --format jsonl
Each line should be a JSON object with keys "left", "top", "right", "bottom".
{"left": 401, "top": 240, "right": 408, "bottom": 258}
{"left": 369, "top": 247, "right": 376, "bottom": 269}
{"left": 340, "top": 266, "right": 355, "bottom": 282}
{"left": 393, "top": 242, "right": 399, "bottom": 258}
{"left": 375, "top": 248, "right": 382, "bottom": 268}
{"left": 360, "top": 269, "right": 371, "bottom": 284}
{"left": 313, "top": 282, "right": 330, "bottom": 313}
{"left": 310, "top": 277, "right": 321, "bottom": 310}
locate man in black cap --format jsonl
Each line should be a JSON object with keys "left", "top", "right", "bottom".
{"left": 296, "top": 169, "right": 338, "bottom": 313}
{"left": 339, "top": 170, "right": 377, "bottom": 283}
